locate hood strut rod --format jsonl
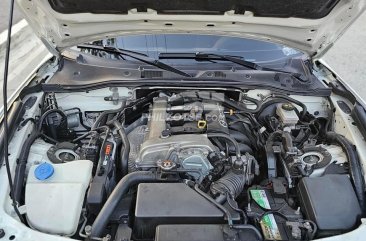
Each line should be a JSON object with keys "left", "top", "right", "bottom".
{"left": 2, "top": 0, "right": 25, "bottom": 223}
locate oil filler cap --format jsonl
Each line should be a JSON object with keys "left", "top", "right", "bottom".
{"left": 34, "top": 162, "right": 54, "bottom": 180}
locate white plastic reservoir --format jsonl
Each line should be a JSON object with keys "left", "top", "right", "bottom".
{"left": 25, "top": 160, "right": 93, "bottom": 236}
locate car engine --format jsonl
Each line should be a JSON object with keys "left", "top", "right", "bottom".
{"left": 15, "top": 88, "right": 364, "bottom": 241}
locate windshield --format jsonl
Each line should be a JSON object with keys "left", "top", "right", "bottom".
{"left": 79, "top": 34, "right": 305, "bottom": 64}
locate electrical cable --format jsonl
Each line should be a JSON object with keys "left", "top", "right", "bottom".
{"left": 194, "top": 184, "right": 234, "bottom": 226}
{"left": 258, "top": 210, "right": 288, "bottom": 223}
{"left": 37, "top": 108, "right": 67, "bottom": 132}
{"left": 226, "top": 192, "right": 248, "bottom": 224}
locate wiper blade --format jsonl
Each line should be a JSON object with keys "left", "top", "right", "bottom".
{"left": 159, "top": 52, "right": 304, "bottom": 80}
{"left": 77, "top": 44, "right": 191, "bottom": 77}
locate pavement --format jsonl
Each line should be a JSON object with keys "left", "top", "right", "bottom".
{"left": 323, "top": 13, "right": 366, "bottom": 100}
{"left": 0, "top": 0, "right": 22, "bottom": 32}
{"left": 0, "top": 9, "right": 48, "bottom": 107}
{"left": 0, "top": 6, "right": 365, "bottom": 107}
{"left": 0, "top": 20, "right": 49, "bottom": 106}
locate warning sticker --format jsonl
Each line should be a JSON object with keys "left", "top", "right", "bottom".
{"left": 250, "top": 189, "right": 282, "bottom": 240}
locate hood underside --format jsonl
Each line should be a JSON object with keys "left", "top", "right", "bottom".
{"left": 17, "top": 0, "right": 365, "bottom": 57}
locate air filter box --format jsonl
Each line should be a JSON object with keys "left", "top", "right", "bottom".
{"left": 134, "top": 183, "right": 224, "bottom": 239}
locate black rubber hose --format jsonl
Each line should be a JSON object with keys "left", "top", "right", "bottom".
{"left": 228, "top": 143, "right": 253, "bottom": 155}
{"left": 222, "top": 96, "right": 262, "bottom": 113}
{"left": 114, "top": 121, "right": 130, "bottom": 177}
{"left": 13, "top": 130, "right": 40, "bottom": 203}
{"left": 92, "top": 100, "right": 126, "bottom": 130}
{"left": 207, "top": 133, "right": 241, "bottom": 158}
{"left": 91, "top": 171, "right": 158, "bottom": 237}
{"left": 256, "top": 95, "right": 307, "bottom": 119}
{"left": 125, "top": 116, "right": 147, "bottom": 134}
{"left": 325, "top": 132, "right": 366, "bottom": 213}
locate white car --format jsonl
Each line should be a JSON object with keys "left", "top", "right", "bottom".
{"left": 1, "top": 0, "right": 366, "bottom": 241}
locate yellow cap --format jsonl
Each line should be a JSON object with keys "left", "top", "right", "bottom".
{"left": 197, "top": 120, "right": 207, "bottom": 129}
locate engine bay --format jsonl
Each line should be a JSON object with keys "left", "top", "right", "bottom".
{"left": 9, "top": 87, "right": 365, "bottom": 241}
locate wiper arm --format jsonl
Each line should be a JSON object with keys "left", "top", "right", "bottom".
{"left": 77, "top": 44, "right": 191, "bottom": 77}
{"left": 159, "top": 52, "right": 304, "bottom": 80}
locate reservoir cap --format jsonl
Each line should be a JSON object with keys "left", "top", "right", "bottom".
{"left": 34, "top": 162, "right": 54, "bottom": 180}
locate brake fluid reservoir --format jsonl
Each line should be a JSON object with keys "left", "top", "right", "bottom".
{"left": 25, "top": 160, "right": 93, "bottom": 236}
{"left": 276, "top": 103, "right": 299, "bottom": 126}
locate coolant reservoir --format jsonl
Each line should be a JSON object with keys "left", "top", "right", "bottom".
{"left": 25, "top": 160, "right": 93, "bottom": 236}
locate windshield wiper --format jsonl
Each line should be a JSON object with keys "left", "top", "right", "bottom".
{"left": 77, "top": 44, "right": 191, "bottom": 77}
{"left": 159, "top": 52, "right": 305, "bottom": 80}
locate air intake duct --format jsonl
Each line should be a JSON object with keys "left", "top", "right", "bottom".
{"left": 210, "top": 170, "right": 246, "bottom": 204}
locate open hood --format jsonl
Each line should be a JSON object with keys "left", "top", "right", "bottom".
{"left": 17, "top": 0, "right": 365, "bottom": 58}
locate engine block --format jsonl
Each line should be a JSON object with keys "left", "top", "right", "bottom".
{"left": 135, "top": 97, "right": 218, "bottom": 177}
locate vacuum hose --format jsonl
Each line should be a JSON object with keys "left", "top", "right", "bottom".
{"left": 90, "top": 171, "right": 158, "bottom": 238}
{"left": 325, "top": 132, "right": 366, "bottom": 213}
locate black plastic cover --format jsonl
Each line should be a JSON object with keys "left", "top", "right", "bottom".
{"left": 298, "top": 175, "right": 362, "bottom": 236}
{"left": 87, "top": 141, "right": 116, "bottom": 215}
{"left": 156, "top": 225, "right": 224, "bottom": 241}
{"left": 44, "top": 59, "right": 332, "bottom": 97}
{"left": 155, "top": 225, "right": 261, "bottom": 241}
{"left": 48, "top": 0, "right": 340, "bottom": 19}
{"left": 134, "top": 183, "right": 224, "bottom": 239}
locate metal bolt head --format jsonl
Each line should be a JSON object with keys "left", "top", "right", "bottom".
{"left": 84, "top": 225, "right": 92, "bottom": 236}
{"left": 103, "top": 234, "right": 112, "bottom": 241}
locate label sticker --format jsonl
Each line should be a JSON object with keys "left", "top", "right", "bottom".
{"left": 250, "top": 189, "right": 282, "bottom": 240}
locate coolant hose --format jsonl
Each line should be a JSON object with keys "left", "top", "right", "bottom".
{"left": 91, "top": 171, "right": 158, "bottom": 237}
{"left": 113, "top": 121, "right": 130, "bottom": 177}
{"left": 325, "top": 132, "right": 366, "bottom": 213}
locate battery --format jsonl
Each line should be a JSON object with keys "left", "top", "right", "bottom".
{"left": 249, "top": 186, "right": 302, "bottom": 240}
